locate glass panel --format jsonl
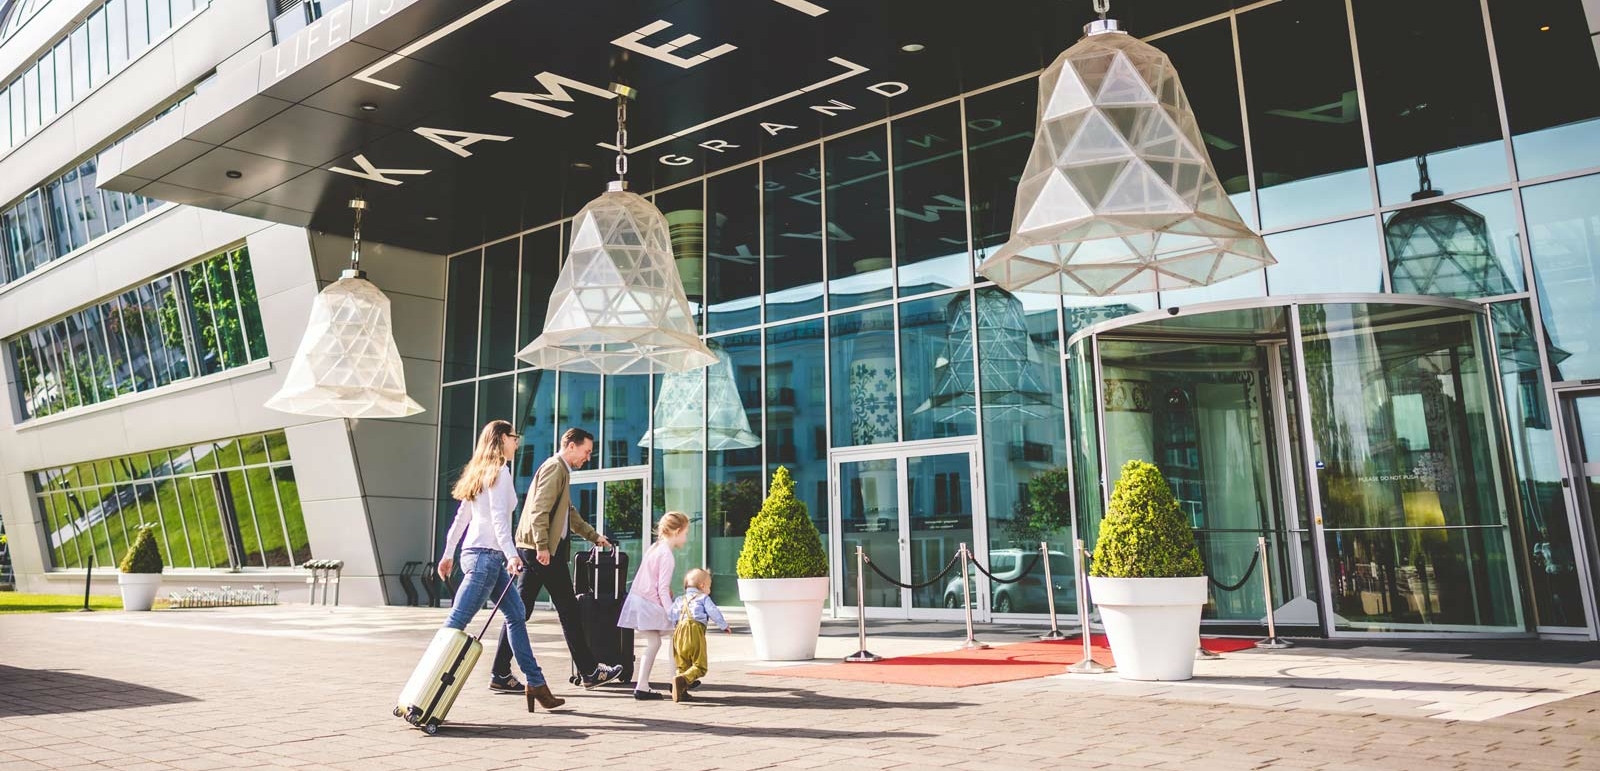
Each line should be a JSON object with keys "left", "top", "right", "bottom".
{"left": 558, "top": 372, "right": 599, "bottom": 472}
{"left": 893, "top": 104, "right": 968, "bottom": 296}
{"left": 53, "top": 42, "right": 71, "bottom": 122}
{"left": 127, "top": 0, "right": 149, "bottom": 49}
{"left": 88, "top": 9, "right": 107, "bottom": 87}
{"left": 1488, "top": 0, "right": 1600, "bottom": 179}
{"left": 99, "top": 300, "right": 134, "bottom": 396}
{"left": 908, "top": 453, "right": 974, "bottom": 611}
{"left": 1354, "top": 0, "right": 1507, "bottom": 206}
{"left": 69, "top": 25, "right": 89, "bottom": 100}
{"left": 840, "top": 458, "right": 900, "bottom": 608}
{"left": 518, "top": 226, "right": 558, "bottom": 350}
{"left": 602, "top": 478, "right": 646, "bottom": 584}
{"left": 148, "top": 0, "right": 170, "bottom": 37}
{"left": 655, "top": 182, "right": 704, "bottom": 331}
{"left": 442, "top": 252, "right": 481, "bottom": 381}
{"left": 603, "top": 374, "right": 650, "bottom": 468}
{"left": 107, "top": 0, "right": 129, "bottom": 71}
{"left": 230, "top": 247, "right": 267, "bottom": 361}
{"left": 37, "top": 51, "right": 54, "bottom": 121}
{"left": 1068, "top": 338, "right": 1105, "bottom": 541}
{"left": 900, "top": 292, "right": 976, "bottom": 441}
{"left": 1238, "top": 0, "right": 1373, "bottom": 229}
{"left": 478, "top": 239, "right": 518, "bottom": 376}
{"left": 827, "top": 127, "right": 893, "bottom": 309}
{"left": 46, "top": 179, "right": 72, "bottom": 254}
{"left": 475, "top": 375, "right": 512, "bottom": 438}
{"left": 1491, "top": 300, "right": 1585, "bottom": 628}
{"left": 762, "top": 147, "right": 824, "bottom": 322}
{"left": 435, "top": 384, "right": 475, "bottom": 557}
{"left": 1385, "top": 190, "right": 1523, "bottom": 299}
{"left": 830, "top": 307, "right": 897, "bottom": 447}
{"left": 765, "top": 319, "right": 829, "bottom": 587}
{"left": 653, "top": 371, "right": 703, "bottom": 592}
{"left": 1266, "top": 217, "right": 1383, "bottom": 295}
{"left": 1153, "top": 18, "right": 1255, "bottom": 228}
{"left": 1299, "top": 302, "right": 1522, "bottom": 632}
{"left": 145, "top": 278, "right": 190, "bottom": 383}
{"left": 1522, "top": 174, "right": 1600, "bottom": 382}
{"left": 705, "top": 164, "right": 761, "bottom": 333}
{"left": 265, "top": 430, "right": 290, "bottom": 463}
{"left": 275, "top": 465, "right": 310, "bottom": 566}
{"left": 707, "top": 331, "right": 763, "bottom": 606}
{"left": 965, "top": 80, "right": 1037, "bottom": 259}
{"left": 181, "top": 262, "right": 221, "bottom": 375}
{"left": 513, "top": 370, "right": 556, "bottom": 495}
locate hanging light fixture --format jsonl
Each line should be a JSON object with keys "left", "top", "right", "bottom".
{"left": 977, "top": 0, "right": 1274, "bottom": 296}
{"left": 639, "top": 338, "right": 760, "bottom": 452}
{"left": 516, "top": 84, "right": 716, "bottom": 375}
{"left": 265, "top": 198, "right": 424, "bottom": 418}
{"left": 915, "top": 290, "right": 1055, "bottom": 421}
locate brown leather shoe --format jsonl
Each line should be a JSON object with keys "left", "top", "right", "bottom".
{"left": 526, "top": 683, "right": 566, "bottom": 712}
{"left": 672, "top": 675, "right": 688, "bottom": 703}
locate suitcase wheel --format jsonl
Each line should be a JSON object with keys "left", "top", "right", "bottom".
{"left": 423, "top": 721, "right": 440, "bottom": 736}
{"left": 392, "top": 706, "right": 403, "bottom": 718}
{"left": 569, "top": 674, "right": 582, "bottom": 687}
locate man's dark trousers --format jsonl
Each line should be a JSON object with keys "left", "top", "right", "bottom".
{"left": 491, "top": 538, "right": 600, "bottom": 679}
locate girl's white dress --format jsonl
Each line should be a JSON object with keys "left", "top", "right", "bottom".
{"left": 617, "top": 541, "right": 675, "bottom": 632}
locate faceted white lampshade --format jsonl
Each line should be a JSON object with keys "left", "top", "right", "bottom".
{"left": 517, "top": 181, "right": 716, "bottom": 375}
{"left": 639, "top": 339, "right": 760, "bottom": 452}
{"left": 978, "top": 21, "right": 1274, "bottom": 296}
{"left": 265, "top": 271, "right": 423, "bottom": 419}
{"left": 916, "top": 291, "right": 1055, "bottom": 421}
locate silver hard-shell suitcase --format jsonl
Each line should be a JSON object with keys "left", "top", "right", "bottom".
{"left": 394, "top": 577, "right": 513, "bottom": 734}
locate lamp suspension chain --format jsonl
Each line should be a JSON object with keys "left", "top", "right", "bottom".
{"left": 615, "top": 94, "right": 629, "bottom": 182}
{"left": 348, "top": 197, "right": 367, "bottom": 273}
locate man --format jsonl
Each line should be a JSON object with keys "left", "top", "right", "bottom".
{"left": 488, "top": 427, "right": 624, "bottom": 692}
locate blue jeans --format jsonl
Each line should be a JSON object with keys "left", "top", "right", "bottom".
{"left": 443, "top": 549, "right": 546, "bottom": 687}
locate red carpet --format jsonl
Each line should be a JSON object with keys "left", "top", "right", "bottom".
{"left": 754, "top": 635, "right": 1257, "bottom": 688}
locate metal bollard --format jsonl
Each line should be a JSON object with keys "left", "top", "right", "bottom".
{"left": 845, "top": 546, "right": 882, "bottom": 663}
{"left": 1067, "top": 539, "right": 1111, "bottom": 674}
{"left": 1254, "top": 536, "right": 1293, "bottom": 649}
{"left": 330, "top": 560, "right": 344, "bottom": 606}
{"left": 1038, "top": 541, "right": 1067, "bottom": 641}
{"left": 307, "top": 561, "right": 322, "bottom": 604}
{"left": 958, "top": 544, "right": 989, "bottom": 650}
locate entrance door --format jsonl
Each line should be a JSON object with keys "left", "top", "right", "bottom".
{"left": 1559, "top": 391, "right": 1600, "bottom": 635}
{"left": 569, "top": 467, "right": 650, "bottom": 584}
{"left": 832, "top": 442, "right": 982, "bottom": 620}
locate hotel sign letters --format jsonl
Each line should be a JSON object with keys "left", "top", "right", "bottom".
{"left": 326, "top": 0, "right": 911, "bottom": 186}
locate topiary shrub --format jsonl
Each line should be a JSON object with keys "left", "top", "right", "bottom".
{"left": 1089, "top": 460, "right": 1204, "bottom": 578}
{"left": 119, "top": 524, "right": 164, "bottom": 574}
{"left": 736, "top": 466, "right": 828, "bottom": 579}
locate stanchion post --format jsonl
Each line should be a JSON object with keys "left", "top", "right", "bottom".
{"left": 958, "top": 544, "right": 989, "bottom": 650}
{"left": 845, "top": 545, "right": 882, "bottom": 663}
{"left": 78, "top": 551, "right": 94, "bottom": 612}
{"left": 1038, "top": 541, "right": 1067, "bottom": 641}
{"left": 1255, "top": 536, "right": 1293, "bottom": 649}
{"left": 1067, "top": 539, "right": 1110, "bottom": 674}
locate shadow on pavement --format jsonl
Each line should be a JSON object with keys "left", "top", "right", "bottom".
{"left": 437, "top": 710, "right": 937, "bottom": 741}
{"left": 0, "top": 665, "right": 197, "bottom": 717}
{"left": 1188, "top": 672, "right": 1553, "bottom": 694}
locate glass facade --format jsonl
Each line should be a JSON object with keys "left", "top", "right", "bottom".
{"left": 7, "top": 245, "right": 267, "bottom": 419}
{"left": 33, "top": 430, "right": 309, "bottom": 570}
{"left": 434, "top": 0, "right": 1600, "bottom": 634}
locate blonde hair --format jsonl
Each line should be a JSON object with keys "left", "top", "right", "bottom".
{"left": 656, "top": 511, "right": 689, "bottom": 540}
{"left": 684, "top": 568, "right": 711, "bottom": 591}
{"left": 451, "top": 420, "right": 517, "bottom": 501}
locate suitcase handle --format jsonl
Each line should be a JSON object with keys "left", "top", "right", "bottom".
{"left": 471, "top": 572, "right": 519, "bottom": 642}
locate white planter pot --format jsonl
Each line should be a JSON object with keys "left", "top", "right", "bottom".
{"left": 737, "top": 576, "right": 828, "bottom": 661}
{"left": 118, "top": 572, "right": 163, "bottom": 611}
{"left": 1088, "top": 575, "right": 1207, "bottom": 681}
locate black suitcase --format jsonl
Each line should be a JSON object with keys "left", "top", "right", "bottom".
{"left": 571, "top": 546, "right": 634, "bottom": 685}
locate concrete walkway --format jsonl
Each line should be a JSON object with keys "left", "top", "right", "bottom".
{"left": 2, "top": 604, "right": 1598, "bottom": 770}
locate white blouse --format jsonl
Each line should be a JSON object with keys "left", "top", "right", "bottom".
{"left": 440, "top": 466, "right": 519, "bottom": 562}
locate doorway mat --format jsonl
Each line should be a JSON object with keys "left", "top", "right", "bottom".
{"left": 752, "top": 636, "right": 1259, "bottom": 688}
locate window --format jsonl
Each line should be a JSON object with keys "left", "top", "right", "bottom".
{"left": 8, "top": 245, "right": 267, "bottom": 419}
{"left": 33, "top": 431, "right": 310, "bottom": 570}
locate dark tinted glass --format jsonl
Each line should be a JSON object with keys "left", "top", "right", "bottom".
{"left": 478, "top": 239, "right": 518, "bottom": 376}
{"left": 654, "top": 181, "right": 705, "bottom": 332}
{"left": 893, "top": 104, "right": 969, "bottom": 296}
{"left": 826, "top": 127, "right": 893, "bottom": 309}
{"left": 964, "top": 80, "right": 1036, "bottom": 260}
{"left": 763, "top": 147, "right": 824, "bottom": 321}
{"left": 442, "top": 252, "right": 481, "bottom": 381}
{"left": 706, "top": 164, "right": 761, "bottom": 332}
{"left": 1153, "top": 19, "right": 1254, "bottom": 226}
{"left": 518, "top": 225, "right": 559, "bottom": 349}
{"left": 1488, "top": 0, "right": 1600, "bottom": 178}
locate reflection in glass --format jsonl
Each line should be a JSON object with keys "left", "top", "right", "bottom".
{"left": 479, "top": 239, "right": 518, "bottom": 376}
{"left": 893, "top": 104, "right": 968, "bottom": 296}
{"left": 765, "top": 319, "right": 830, "bottom": 599}
{"left": 1238, "top": 0, "right": 1372, "bottom": 228}
{"left": 1491, "top": 300, "right": 1586, "bottom": 628}
{"left": 965, "top": 80, "right": 1036, "bottom": 260}
{"left": 706, "top": 165, "right": 761, "bottom": 333}
{"left": 908, "top": 453, "right": 974, "bottom": 610}
{"left": 1385, "top": 190, "right": 1523, "bottom": 300}
{"left": 518, "top": 226, "right": 559, "bottom": 350}
{"left": 603, "top": 478, "right": 646, "bottom": 584}
{"left": 513, "top": 370, "right": 556, "bottom": 494}
{"left": 1323, "top": 527, "right": 1517, "bottom": 629}
{"left": 604, "top": 374, "right": 650, "bottom": 468}
{"left": 830, "top": 308, "right": 898, "bottom": 447}
{"left": 1265, "top": 217, "right": 1382, "bottom": 295}
{"left": 1522, "top": 174, "right": 1600, "bottom": 381}
{"left": 442, "top": 253, "right": 481, "bottom": 382}
{"left": 655, "top": 182, "right": 705, "bottom": 331}
{"left": 652, "top": 370, "right": 704, "bottom": 592}
{"left": 901, "top": 293, "right": 977, "bottom": 442}
{"left": 840, "top": 458, "right": 900, "bottom": 609}
{"left": 707, "top": 333, "right": 763, "bottom": 606}
{"left": 1488, "top": 0, "right": 1600, "bottom": 178}
{"left": 763, "top": 148, "right": 824, "bottom": 321}
{"left": 558, "top": 372, "right": 599, "bottom": 472}
{"left": 827, "top": 127, "right": 893, "bottom": 309}
{"left": 1152, "top": 19, "right": 1255, "bottom": 227}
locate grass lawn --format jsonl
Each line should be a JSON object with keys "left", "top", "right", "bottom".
{"left": 0, "top": 592, "right": 171, "bottom": 614}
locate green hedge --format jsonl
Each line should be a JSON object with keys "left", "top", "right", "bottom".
{"left": 737, "top": 466, "right": 828, "bottom": 579}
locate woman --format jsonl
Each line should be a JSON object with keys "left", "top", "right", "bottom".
{"left": 437, "top": 419, "right": 564, "bottom": 712}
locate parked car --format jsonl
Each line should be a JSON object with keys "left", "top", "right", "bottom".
{"left": 942, "top": 549, "right": 1074, "bottom": 613}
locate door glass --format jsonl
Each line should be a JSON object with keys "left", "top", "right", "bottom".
{"left": 601, "top": 478, "right": 645, "bottom": 584}
{"left": 1571, "top": 396, "right": 1600, "bottom": 569}
{"left": 839, "top": 458, "right": 900, "bottom": 608}
{"left": 907, "top": 453, "right": 973, "bottom": 611}
{"left": 561, "top": 481, "right": 597, "bottom": 605}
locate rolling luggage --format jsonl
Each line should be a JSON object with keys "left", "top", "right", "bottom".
{"left": 571, "top": 545, "right": 634, "bottom": 685}
{"left": 394, "top": 578, "right": 513, "bottom": 734}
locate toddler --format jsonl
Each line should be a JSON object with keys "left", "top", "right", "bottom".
{"left": 617, "top": 511, "right": 689, "bottom": 701}
{"left": 669, "top": 568, "right": 730, "bottom": 703}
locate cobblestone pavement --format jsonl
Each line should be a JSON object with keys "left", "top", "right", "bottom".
{"left": 2, "top": 605, "right": 1599, "bottom": 770}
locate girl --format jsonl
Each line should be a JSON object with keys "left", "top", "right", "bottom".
{"left": 616, "top": 511, "right": 689, "bottom": 700}
{"left": 437, "top": 419, "right": 565, "bottom": 713}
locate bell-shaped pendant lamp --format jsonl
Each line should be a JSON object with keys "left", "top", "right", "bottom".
{"left": 915, "top": 290, "right": 1055, "bottom": 421}
{"left": 516, "top": 85, "right": 716, "bottom": 375}
{"left": 978, "top": 5, "right": 1274, "bottom": 296}
{"left": 639, "top": 338, "right": 760, "bottom": 452}
{"left": 265, "top": 199, "right": 424, "bottom": 418}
